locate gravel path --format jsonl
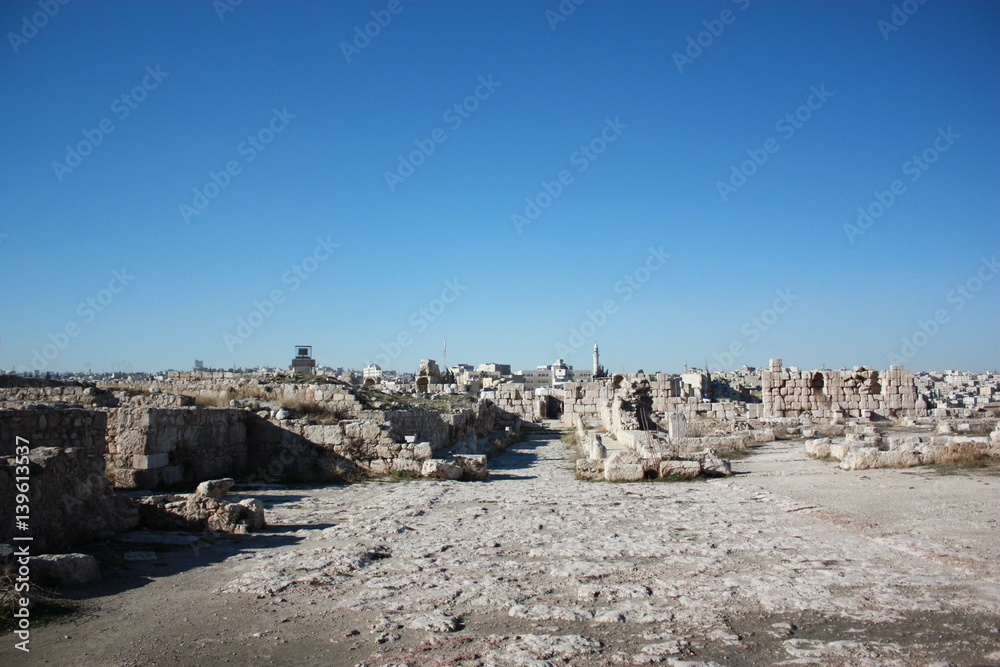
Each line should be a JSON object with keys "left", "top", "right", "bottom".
{"left": 6, "top": 423, "right": 1000, "bottom": 666}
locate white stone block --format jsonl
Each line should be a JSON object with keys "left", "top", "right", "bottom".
{"left": 133, "top": 453, "right": 169, "bottom": 470}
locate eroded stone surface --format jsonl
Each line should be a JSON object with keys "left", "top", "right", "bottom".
{"left": 4, "top": 423, "right": 998, "bottom": 666}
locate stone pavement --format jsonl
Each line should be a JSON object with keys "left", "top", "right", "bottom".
{"left": 7, "top": 423, "right": 999, "bottom": 666}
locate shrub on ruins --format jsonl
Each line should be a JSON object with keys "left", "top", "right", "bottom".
{"left": 276, "top": 398, "right": 350, "bottom": 424}
{"left": 0, "top": 558, "right": 78, "bottom": 631}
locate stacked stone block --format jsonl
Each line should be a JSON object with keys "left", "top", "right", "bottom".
{"left": 105, "top": 407, "right": 248, "bottom": 489}
{"left": 0, "top": 406, "right": 134, "bottom": 552}
{"left": 760, "top": 360, "right": 919, "bottom": 420}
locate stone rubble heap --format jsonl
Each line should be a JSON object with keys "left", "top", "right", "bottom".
{"left": 137, "top": 478, "right": 267, "bottom": 534}
{"left": 804, "top": 420, "right": 999, "bottom": 470}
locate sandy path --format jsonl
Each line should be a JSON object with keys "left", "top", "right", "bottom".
{"left": 4, "top": 424, "right": 999, "bottom": 666}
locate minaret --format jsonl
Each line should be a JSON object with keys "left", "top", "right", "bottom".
{"left": 593, "top": 342, "right": 600, "bottom": 375}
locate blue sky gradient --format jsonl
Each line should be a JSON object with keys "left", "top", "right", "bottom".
{"left": 1, "top": 0, "right": 998, "bottom": 374}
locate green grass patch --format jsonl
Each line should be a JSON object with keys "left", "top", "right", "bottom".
{"left": 385, "top": 469, "right": 421, "bottom": 482}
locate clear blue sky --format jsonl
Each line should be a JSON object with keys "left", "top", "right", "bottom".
{"left": 1, "top": 0, "right": 997, "bottom": 375}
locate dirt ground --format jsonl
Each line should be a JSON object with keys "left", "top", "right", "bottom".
{"left": 4, "top": 424, "right": 999, "bottom": 666}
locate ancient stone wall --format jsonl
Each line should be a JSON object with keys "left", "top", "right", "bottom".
{"left": 106, "top": 402, "right": 502, "bottom": 488}
{"left": 244, "top": 416, "right": 366, "bottom": 481}
{"left": 96, "top": 376, "right": 366, "bottom": 416}
{"left": 0, "top": 406, "right": 134, "bottom": 552}
{"left": 481, "top": 388, "right": 537, "bottom": 424}
{"left": 105, "top": 407, "right": 248, "bottom": 489}
{"left": 0, "top": 376, "right": 118, "bottom": 408}
{"left": 760, "top": 360, "right": 922, "bottom": 420}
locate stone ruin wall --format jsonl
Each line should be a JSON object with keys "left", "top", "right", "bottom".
{"left": 560, "top": 376, "right": 759, "bottom": 435}
{"left": 0, "top": 407, "right": 134, "bottom": 553}
{"left": 96, "top": 374, "right": 367, "bottom": 416}
{"left": 481, "top": 387, "right": 537, "bottom": 424}
{"left": 760, "top": 360, "right": 922, "bottom": 420}
{"left": 105, "top": 402, "right": 503, "bottom": 489}
{"left": 105, "top": 407, "right": 249, "bottom": 489}
{"left": 0, "top": 375, "right": 116, "bottom": 408}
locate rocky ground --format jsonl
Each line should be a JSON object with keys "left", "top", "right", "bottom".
{"left": 5, "top": 423, "right": 1000, "bottom": 666}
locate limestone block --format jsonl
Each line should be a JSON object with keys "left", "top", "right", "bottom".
{"left": 453, "top": 454, "right": 489, "bottom": 481}
{"left": 421, "top": 459, "right": 463, "bottom": 480}
{"left": 29, "top": 554, "right": 101, "bottom": 587}
{"left": 195, "top": 478, "right": 234, "bottom": 497}
{"left": 828, "top": 443, "right": 851, "bottom": 461}
{"left": 838, "top": 447, "right": 881, "bottom": 470}
{"left": 658, "top": 460, "right": 701, "bottom": 479}
{"left": 391, "top": 458, "right": 422, "bottom": 475}
{"left": 699, "top": 457, "right": 732, "bottom": 477}
{"left": 576, "top": 458, "right": 605, "bottom": 481}
{"left": 367, "top": 459, "right": 390, "bottom": 476}
{"left": 803, "top": 438, "right": 831, "bottom": 459}
{"left": 604, "top": 462, "right": 644, "bottom": 482}
{"left": 606, "top": 450, "right": 641, "bottom": 466}
{"left": 413, "top": 442, "right": 433, "bottom": 460}
{"left": 133, "top": 452, "right": 169, "bottom": 470}
{"left": 238, "top": 498, "right": 266, "bottom": 530}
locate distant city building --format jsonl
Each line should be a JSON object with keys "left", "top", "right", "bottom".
{"left": 478, "top": 362, "right": 512, "bottom": 376}
{"left": 512, "top": 359, "right": 593, "bottom": 389}
{"left": 291, "top": 345, "right": 316, "bottom": 375}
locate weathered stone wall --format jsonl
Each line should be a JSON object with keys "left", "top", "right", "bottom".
{"left": 481, "top": 388, "right": 537, "bottom": 424}
{"left": 561, "top": 376, "right": 757, "bottom": 434}
{"left": 244, "top": 416, "right": 365, "bottom": 481}
{"left": 105, "top": 407, "right": 248, "bottom": 489}
{"left": 760, "top": 361, "right": 922, "bottom": 420}
{"left": 106, "top": 402, "right": 502, "bottom": 488}
{"left": 0, "top": 406, "right": 134, "bottom": 552}
{"left": 0, "top": 376, "right": 118, "bottom": 408}
{"left": 96, "top": 376, "right": 366, "bottom": 416}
